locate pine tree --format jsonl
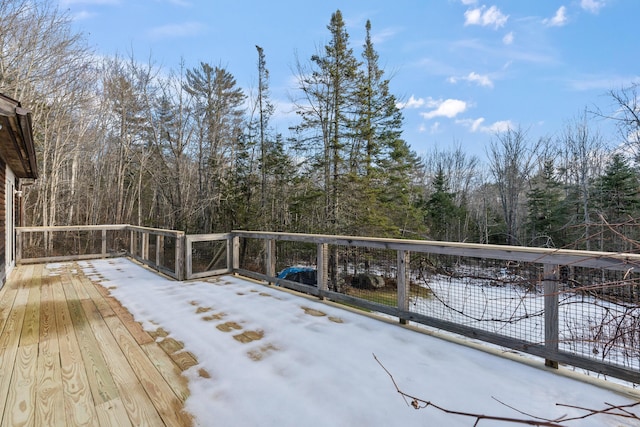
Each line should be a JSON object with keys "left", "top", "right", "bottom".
{"left": 340, "top": 19, "right": 422, "bottom": 237}
{"left": 293, "top": 9, "right": 361, "bottom": 233}
{"left": 423, "top": 168, "right": 463, "bottom": 241}
{"left": 184, "top": 63, "right": 245, "bottom": 232}
{"left": 592, "top": 153, "right": 640, "bottom": 251}
{"left": 525, "top": 159, "right": 567, "bottom": 247}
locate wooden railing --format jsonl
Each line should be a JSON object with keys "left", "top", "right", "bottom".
{"left": 14, "top": 226, "right": 640, "bottom": 384}
{"left": 16, "top": 225, "right": 185, "bottom": 280}
{"left": 232, "top": 231, "right": 640, "bottom": 384}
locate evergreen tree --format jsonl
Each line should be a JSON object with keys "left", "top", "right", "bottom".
{"left": 592, "top": 153, "right": 640, "bottom": 251}
{"left": 525, "top": 159, "right": 567, "bottom": 247}
{"left": 184, "top": 63, "right": 245, "bottom": 232}
{"left": 340, "top": 19, "right": 422, "bottom": 238}
{"left": 255, "top": 45, "right": 274, "bottom": 212}
{"left": 293, "top": 9, "right": 361, "bottom": 233}
{"left": 423, "top": 168, "right": 463, "bottom": 240}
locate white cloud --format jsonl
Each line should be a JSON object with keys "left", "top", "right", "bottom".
{"left": 484, "top": 120, "right": 514, "bottom": 133}
{"left": 467, "top": 72, "right": 494, "bottom": 88}
{"left": 581, "top": 0, "right": 605, "bottom": 14}
{"left": 502, "top": 31, "right": 514, "bottom": 45}
{"left": 147, "top": 21, "right": 205, "bottom": 39}
{"left": 460, "top": 0, "right": 477, "bottom": 5}
{"left": 464, "top": 5, "right": 509, "bottom": 29}
{"left": 544, "top": 6, "right": 568, "bottom": 27}
{"left": 470, "top": 117, "right": 485, "bottom": 132}
{"left": 397, "top": 95, "right": 425, "bottom": 109}
{"left": 430, "top": 122, "right": 441, "bottom": 134}
{"left": 421, "top": 99, "right": 468, "bottom": 119}
{"left": 448, "top": 72, "right": 494, "bottom": 88}
{"left": 457, "top": 118, "right": 514, "bottom": 133}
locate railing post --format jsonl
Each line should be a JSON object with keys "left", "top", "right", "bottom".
{"left": 231, "top": 235, "right": 240, "bottom": 272}
{"left": 175, "top": 234, "right": 184, "bottom": 281}
{"left": 142, "top": 232, "right": 149, "bottom": 261}
{"left": 129, "top": 229, "right": 135, "bottom": 257}
{"left": 157, "top": 235, "right": 164, "bottom": 266}
{"left": 101, "top": 229, "right": 107, "bottom": 257}
{"left": 397, "top": 250, "right": 410, "bottom": 325}
{"left": 544, "top": 263, "right": 559, "bottom": 369}
{"left": 265, "top": 239, "right": 276, "bottom": 283}
{"left": 317, "top": 243, "right": 328, "bottom": 299}
{"left": 16, "top": 229, "right": 22, "bottom": 264}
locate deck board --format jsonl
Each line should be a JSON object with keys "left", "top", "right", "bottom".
{"left": 0, "top": 265, "right": 30, "bottom": 424}
{"left": 36, "top": 272, "right": 65, "bottom": 427}
{"left": 0, "top": 263, "right": 194, "bottom": 426}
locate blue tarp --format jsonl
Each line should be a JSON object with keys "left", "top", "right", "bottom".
{"left": 277, "top": 266, "right": 317, "bottom": 286}
{"left": 277, "top": 266, "right": 315, "bottom": 279}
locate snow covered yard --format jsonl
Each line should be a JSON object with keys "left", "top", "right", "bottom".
{"left": 71, "top": 258, "right": 638, "bottom": 427}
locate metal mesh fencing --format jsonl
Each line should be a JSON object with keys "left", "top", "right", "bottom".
{"left": 190, "top": 239, "right": 228, "bottom": 275}
{"left": 558, "top": 266, "right": 640, "bottom": 370}
{"left": 407, "top": 254, "right": 545, "bottom": 343}
{"left": 238, "top": 237, "right": 267, "bottom": 275}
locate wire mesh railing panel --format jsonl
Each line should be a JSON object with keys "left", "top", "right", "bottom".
{"left": 558, "top": 266, "right": 640, "bottom": 370}
{"left": 325, "top": 245, "right": 404, "bottom": 307}
{"left": 132, "top": 232, "right": 143, "bottom": 258}
{"left": 408, "top": 254, "right": 545, "bottom": 343}
{"left": 161, "top": 236, "right": 177, "bottom": 271}
{"left": 21, "top": 231, "right": 44, "bottom": 258}
{"left": 191, "top": 239, "right": 228, "bottom": 274}
{"left": 238, "top": 238, "right": 266, "bottom": 275}
{"left": 274, "top": 240, "right": 316, "bottom": 273}
{"left": 148, "top": 237, "right": 157, "bottom": 263}
{"left": 106, "top": 230, "right": 129, "bottom": 254}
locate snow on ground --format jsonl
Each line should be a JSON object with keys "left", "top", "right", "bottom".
{"left": 68, "top": 258, "right": 639, "bottom": 427}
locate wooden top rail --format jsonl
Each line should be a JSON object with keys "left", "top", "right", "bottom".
{"left": 127, "top": 225, "right": 185, "bottom": 238}
{"left": 17, "top": 224, "right": 129, "bottom": 232}
{"left": 232, "top": 230, "right": 640, "bottom": 271}
{"left": 16, "top": 225, "right": 185, "bottom": 238}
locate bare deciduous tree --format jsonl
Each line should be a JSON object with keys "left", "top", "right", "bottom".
{"left": 487, "top": 127, "right": 540, "bottom": 245}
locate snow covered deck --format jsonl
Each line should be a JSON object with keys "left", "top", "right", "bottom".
{"left": 0, "top": 263, "right": 193, "bottom": 426}
{"left": 1, "top": 259, "right": 638, "bottom": 426}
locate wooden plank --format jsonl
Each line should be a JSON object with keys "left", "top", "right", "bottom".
{"left": 51, "top": 274, "right": 100, "bottom": 427}
{"left": 62, "top": 277, "right": 120, "bottom": 406}
{"left": 0, "top": 265, "right": 30, "bottom": 424}
{"left": 0, "top": 266, "right": 19, "bottom": 337}
{"left": 19, "top": 264, "right": 41, "bottom": 346}
{"left": 36, "top": 275, "right": 65, "bottom": 427}
{"left": 140, "top": 343, "right": 190, "bottom": 402}
{"left": 77, "top": 273, "right": 115, "bottom": 319}
{"left": 99, "top": 286, "right": 154, "bottom": 346}
{"left": 105, "top": 316, "right": 193, "bottom": 427}
{"left": 4, "top": 344, "right": 38, "bottom": 426}
{"left": 79, "top": 285, "right": 168, "bottom": 426}
{"left": 95, "top": 398, "right": 133, "bottom": 427}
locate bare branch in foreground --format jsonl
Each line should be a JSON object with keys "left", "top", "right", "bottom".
{"left": 373, "top": 353, "right": 639, "bottom": 426}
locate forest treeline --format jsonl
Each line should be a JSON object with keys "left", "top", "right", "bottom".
{"left": 2, "top": 0, "right": 640, "bottom": 252}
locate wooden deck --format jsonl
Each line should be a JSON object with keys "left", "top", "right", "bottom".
{"left": 0, "top": 263, "right": 195, "bottom": 426}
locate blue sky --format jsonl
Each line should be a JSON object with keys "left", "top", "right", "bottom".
{"left": 60, "top": 0, "right": 638, "bottom": 158}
